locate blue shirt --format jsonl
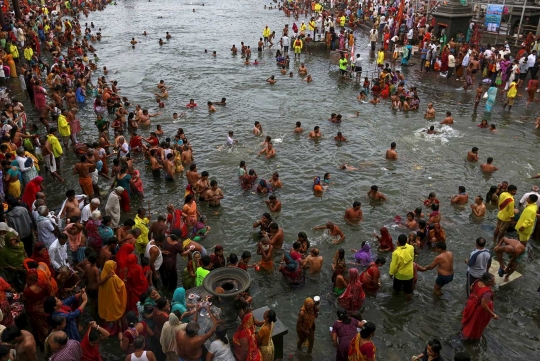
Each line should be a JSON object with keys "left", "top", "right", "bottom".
{"left": 52, "top": 295, "right": 82, "bottom": 341}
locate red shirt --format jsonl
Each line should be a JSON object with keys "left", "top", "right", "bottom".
{"left": 81, "top": 328, "right": 101, "bottom": 361}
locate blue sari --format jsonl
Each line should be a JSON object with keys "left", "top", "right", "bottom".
{"left": 485, "top": 86, "right": 498, "bottom": 113}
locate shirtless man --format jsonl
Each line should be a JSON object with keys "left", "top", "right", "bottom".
{"left": 480, "top": 157, "right": 499, "bottom": 173}
{"left": 294, "top": 121, "right": 303, "bottom": 133}
{"left": 176, "top": 319, "right": 219, "bottom": 361}
{"left": 149, "top": 216, "right": 168, "bottom": 242}
{"left": 65, "top": 88, "right": 77, "bottom": 110}
{"left": 344, "top": 201, "right": 363, "bottom": 224}
{"left": 149, "top": 149, "right": 163, "bottom": 177}
{"left": 40, "top": 135, "right": 64, "bottom": 182}
{"left": 424, "top": 102, "right": 436, "bottom": 120}
{"left": 314, "top": 221, "right": 346, "bottom": 244}
{"left": 298, "top": 62, "right": 308, "bottom": 75}
{"left": 267, "top": 222, "right": 284, "bottom": 249}
{"left": 470, "top": 195, "right": 486, "bottom": 217}
{"left": 307, "top": 126, "right": 322, "bottom": 139}
{"left": 98, "top": 238, "right": 118, "bottom": 269}
{"left": 83, "top": 252, "right": 100, "bottom": 318}
{"left": 302, "top": 247, "right": 323, "bottom": 274}
{"left": 137, "top": 109, "right": 160, "bottom": 126}
{"left": 386, "top": 142, "right": 398, "bottom": 160}
{"left": 157, "top": 80, "right": 168, "bottom": 90}
{"left": 494, "top": 236, "right": 525, "bottom": 282}
{"left": 207, "top": 101, "right": 216, "bottom": 112}
{"left": 264, "top": 194, "right": 281, "bottom": 212}
{"left": 163, "top": 153, "right": 175, "bottom": 181}
{"left": 59, "top": 190, "right": 82, "bottom": 223}
{"left": 0, "top": 326, "right": 38, "bottom": 361}
{"left": 73, "top": 155, "right": 94, "bottom": 198}
{"left": 181, "top": 144, "right": 194, "bottom": 165}
{"left": 205, "top": 180, "right": 224, "bottom": 206}
{"left": 450, "top": 186, "right": 469, "bottom": 205}
{"left": 369, "top": 94, "right": 380, "bottom": 104}
{"left": 467, "top": 147, "right": 479, "bottom": 162}
{"left": 194, "top": 171, "right": 211, "bottom": 201}
{"left": 440, "top": 111, "right": 454, "bottom": 125}
{"left": 268, "top": 172, "right": 282, "bottom": 188}
{"left": 258, "top": 142, "right": 276, "bottom": 158}
{"left": 334, "top": 132, "right": 347, "bottom": 142}
{"left": 367, "top": 185, "right": 387, "bottom": 201}
{"left": 257, "top": 236, "right": 273, "bottom": 269}
{"left": 474, "top": 83, "right": 483, "bottom": 111}
{"left": 253, "top": 121, "right": 262, "bottom": 135}
{"left": 186, "top": 164, "right": 200, "bottom": 187}
{"left": 155, "top": 88, "right": 169, "bottom": 99}
{"left": 417, "top": 242, "right": 454, "bottom": 296}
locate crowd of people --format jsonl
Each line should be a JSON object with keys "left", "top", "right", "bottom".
{"left": 0, "top": 0, "right": 537, "bottom": 360}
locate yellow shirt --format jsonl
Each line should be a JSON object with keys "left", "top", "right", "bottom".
{"left": 377, "top": 51, "right": 385, "bottom": 65}
{"left": 507, "top": 82, "right": 517, "bottom": 98}
{"left": 134, "top": 215, "right": 150, "bottom": 254}
{"left": 263, "top": 27, "right": 271, "bottom": 37}
{"left": 300, "top": 23, "right": 307, "bottom": 32}
{"left": 389, "top": 244, "right": 414, "bottom": 280}
{"left": 497, "top": 192, "right": 515, "bottom": 222}
{"left": 516, "top": 203, "right": 538, "bottom": 241}
{"left": 57, "top": 114, "right": 71, "bottom": 137}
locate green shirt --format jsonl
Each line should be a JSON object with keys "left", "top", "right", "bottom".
{"left": 195, "top": 267, "right": 210, "bottom": 287}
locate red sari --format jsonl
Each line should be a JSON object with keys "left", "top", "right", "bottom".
{"left": 233, "top": 313, "right": 262, "bottom": 361}
{"left": 125, "top": 254, "right": 148, "bottom": 313}
{"left": 441, "top": 50, "right": 449, "bottom": 72}
{"left": 383, "top": 33, "right": 390, "bottom": 51}
{"left": 21, "top": 176, "right": 43, "bottom": 209}
{"left": 115, "top": 243, "right": 135, "bottom": 277}
{"left": 360, "top": 262, "right": 380, "bottom": 292}
{"left": 461, "top": 281, "right": 494, "bottom": 340}
{"left": 338, "top": 269, "right": 365, "bottom": 311}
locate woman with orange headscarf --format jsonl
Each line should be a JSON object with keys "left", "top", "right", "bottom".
{"left": 22, "top": 269, "right": 51, "bottom": 345}
{"left": 338, "top": 268, "right": 365, "bottom": 311}
{"left": 124, "top": 254, "right": 148, "bottom": 314}
{"left": 296, "top": 298, "right": 316, "bottom": 353}
{"left": 233, "top": 313, "right": 262, "bottom": 361}
{"left": 98, "top": 260, "right": 127, "bottom": 334}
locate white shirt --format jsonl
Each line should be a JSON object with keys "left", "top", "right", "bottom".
{"left": 448, "top": 54, "right": 456, "bottom": 67}
{"left": 226, "top": 136, "right": 234, "bottom": 145}
{"left": 519, "top": 191, "right": 540, "bottom": 207}
{"left": 355, "top": 56, "right": 363, "bottom": 68}
{"left": 282, "top": 36, "right": 289, "bottom": 47}
{"left": 49, "top": 239, "right": 68, "bottom": 270}
{"left": 81, "top": 204, "right": 95, "bottom": 223}
{"left": 144, "top": 241, "right": 163, "bottom": 271}
{"left": 527, "top": 54, "right": 536, "bottom": 68}
{"left": 380, "top": 15, "right": 386, "bottom": 25}
{"left": 407, "top": 28, "right": 413, "bottom": 40}
{"left": 119, "top": 142, "right": 129, "bottom": 157}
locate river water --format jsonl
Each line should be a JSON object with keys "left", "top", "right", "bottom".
{"left": 21, "top": 0, "right": 540, "bottom": 359}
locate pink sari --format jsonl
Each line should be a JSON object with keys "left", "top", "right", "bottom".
{"left": 339, "top": 269, "right": 365, "bottom": 311}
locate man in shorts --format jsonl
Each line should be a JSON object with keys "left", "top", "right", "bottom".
{"left": 417, "top": 242, "right": 454, "bottom": 296}
{"left": 494, "top": 184, "right": 517, "bottom": 243}
{"left": 389, "top": 234, "right": 415, "bottom": 300}
{"left": 494, "top": 236, "right": 525, "bottom": 282}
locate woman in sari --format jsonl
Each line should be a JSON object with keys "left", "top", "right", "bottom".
{"left": 296, "top": 298, "right": 316, "bottom": 353}
{"left": 98, "top": 260, "right": 127, "bottom": 334}
{"left": 339, "top": 268, "right": 365, "bottom": 311}
{"left": 401, "top": 44, "right": 412, "bottom": 66}
{"left": 485, "top": 85, "right": 498, "bottom": 113}
{"left": 160, "top": 234, "right": 184, "bottom": 291}
{"left": 233, "top": 313, "right": 262, "bottom": 361}
{"left": 85, "top": 211, "right": 102, "bottom": 252}
{"left": 181, "top": 251, "right": 200, "bottom": 290}
{"left": 37, "top": 261, "right": 57, "bottom": 296}
{"left": 278, "top": 251, "right": 304, "bottom": 286}
{"left": 352, "top": 241, "right": 372, "bottom": 267}
{"left": 383, "top": 31, "right": 390, "bottom": 51}
{"left": 22, "top": 269, "right": 50, "bottom": 345}
{"left": 115, "top": 243, "right": 135, "bottom": 277}
{"left": 0, "top": 277, "right": 15, "bottom": 328}
{"left": 258, "top": 309, "right": 277, "bottom": 361}
{"left": 375, "top": 227, "right": 394, "bottom": 252}
{"left": 0, "top": 232, "right": 27, "bottom": 290}
{"left": 4, "top": 161, "right": 21, "bottom": 198}
{"left": 21, "top": 175, "right": 43, "bottom": 209}
{"left": 461, "top": 272, "right": 498, "bottom": 340}
{"left": 210, "top": 244, "right": 226, "bottom": 269}
{"left": 183, "top": 194, "right": 199, "bottom": 227}
{"left": 124, "top": 254, "right": 148, "bottom": 313}
{"left": 331, "top": 310, "right": 366, "bottom": 361}
{"left": 171, "top": 287, "right": 195, "bottom": 322}
{"left": 32, "top": 242, "right": 54, "bottom": 275}
{"left": 114, "top": 167, "right": 132, "bottom": 212}
{"left": 360, "top": 257, "right": 386, "bottom": 292}
{"left": 440, "top": 46, "right": 449, "bottom": 72}
{"left": 160, "top": 313, "right": 183, "bottom": 361}
{"left": 348, "top": 322, "right": 376, "bottom": 361}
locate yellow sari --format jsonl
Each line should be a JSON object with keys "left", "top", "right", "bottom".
{"left": 258, "top": 322, "right": 274, "bottom": 361}
{"left": 98, "top": 260, "right": 127, "bottom": 322}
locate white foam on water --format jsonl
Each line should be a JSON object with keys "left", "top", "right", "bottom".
{"left": 413, "top": 125, "right": 462, "bottom": 144}
{"left": 273, "top": 133, "right": 286, "bottom": 143}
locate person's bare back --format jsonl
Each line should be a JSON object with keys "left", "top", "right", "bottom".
{"left": 85, "top": 263, "right": 100, "bottom": 290}
{"left": 434, "top": 250, "right": 454, "bottom": 276}
{"left": 303, "top": 253, "right": 323, "bottom": 274}
{"left": 15, "top": 330, "right": 37, "bottom": 361}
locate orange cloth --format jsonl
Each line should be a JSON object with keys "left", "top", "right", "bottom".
{"left": 98, "top": 260, "right": 127, "bottom": 322}
{"left": 79, "top": 177, "right": 93, "bottom": 196}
